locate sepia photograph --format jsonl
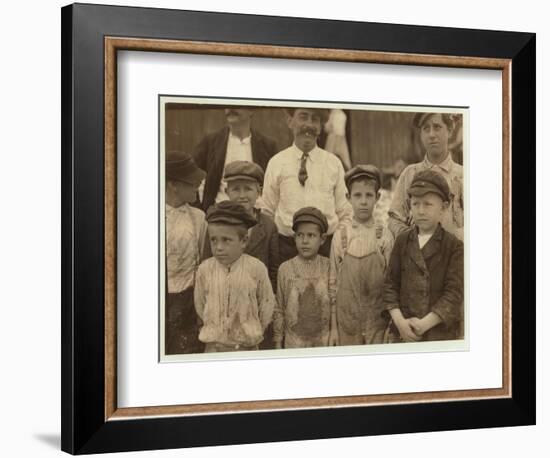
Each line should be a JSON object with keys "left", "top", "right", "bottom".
{"left": 160, "top": 97, "right": 467, "bottom": 360}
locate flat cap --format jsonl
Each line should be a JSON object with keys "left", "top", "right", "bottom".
{"left": 292, "top": 206, "right": 329, "bottom": 234}
{"left": 407, "top": 169, "right": 450, "bottom": 202}
{"left": 165, "top": 151, "right": 206, "bottom": 184}
{"left": 344, "top": 164, "right": 381, "bottom": 190}
{"left": 224, "top": 160, "right": 264, "bottom": 184}
{"left": 206, "top": 200, "right": 257, "bottom": 229}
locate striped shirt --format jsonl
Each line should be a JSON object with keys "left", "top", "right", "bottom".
{"left": 194, "top": 254, "right": 275, "bottom": 347}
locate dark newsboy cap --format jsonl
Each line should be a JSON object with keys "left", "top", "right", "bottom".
{"left": 206, "top": 200, "right": 257, "bottom": 229}
{"left": 165, "top": 151, "right": 206, "bottom": 184}
{"left": 224, "top": 160, "right": 264, "bottom": 184}
{"left": 344, "top": 164, "right": 381, "bottom": 191}
{"left": 407, "top": 169, "right": 450, "bottom": 202}
{"left": 292, "top": 206, "right": 329, "bottom": 234}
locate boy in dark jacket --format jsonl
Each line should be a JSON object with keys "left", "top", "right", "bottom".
{"left": 383, "top": 169, "right": 464, "bottom": 342}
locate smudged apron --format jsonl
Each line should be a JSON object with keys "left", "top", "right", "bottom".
{"left": 336, "top": 249, "right": 386, "bottom": 345}
{"left": 284, "top": 261, "right": 331, "bottom": 348}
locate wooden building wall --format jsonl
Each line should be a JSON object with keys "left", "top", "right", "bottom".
{"left": 165, "top": 105, "right": 462, "bottom": 171}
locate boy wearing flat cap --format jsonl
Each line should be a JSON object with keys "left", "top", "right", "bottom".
{"left": 388, "top": 112, "right": 464, "bottom": 241}
{"left": 384, "top": 170, "right": 464, "bottom": 342}
{"left": 203, "top": 161, "right": 280, "bottom": 291}
{"left": 273, "top": 207, "right": 332, "bottom": 349}
{"left": 329, "top": 165, "right": 394, "bottom": 346}
{"left": 261, "top": 107, "right": 353, "bottom": 265}
{"left": 164, "top": 153, "right": 208, "bottom": 355}
{"left": 194, "top": 201, "right": 276, "bottom": 352}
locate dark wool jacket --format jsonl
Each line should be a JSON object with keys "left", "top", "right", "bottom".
{"left": 383, "top": 224, "right": 464, "bottom": 341}
{"left": 192, "top": 127, "right": 278, "bottom": 212}
{"left": 202, "top": 210, "right": 280, "bottom": 292}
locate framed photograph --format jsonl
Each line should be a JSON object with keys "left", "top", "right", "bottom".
{"left": 61, "top": 3, "right": 535, "bottom": 454}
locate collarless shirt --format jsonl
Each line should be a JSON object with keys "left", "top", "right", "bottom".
{"left": 194, "top": 254, "right": 276, "bottom": 346}
{"left": 165, "top": 203, "right": 207, "bottom": 293}
{"left": 261, "top": 143, "right": 353, "bottom": 236}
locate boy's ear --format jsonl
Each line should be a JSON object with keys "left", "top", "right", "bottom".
{"left": 320, "top": 232, "right": 328, "bottom": 243}
{"left": 442, "top": 201, "right": 450, "bottom": 211}
{"left": 376, "top": 190, "right": 381, "bottom": 201}
{"left": 241, "top": 233, "right": 249, "bottom": 246}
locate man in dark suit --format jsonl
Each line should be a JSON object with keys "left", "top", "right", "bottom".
{"left": 192, "top": 107, "right": 278, "bottom": 212}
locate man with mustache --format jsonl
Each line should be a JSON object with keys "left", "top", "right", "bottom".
{"left": 192, "top": 107, "right": 278, "bottom": 212}
{"left": 262, "top": 108, "right": 353, "bottom": 264}
{"left": 388, "top": 112, "right": 464, "bottom": 240}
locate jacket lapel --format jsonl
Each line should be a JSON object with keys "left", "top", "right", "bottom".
{"left": 406, "top": 229, "right": 428, "bottom": 274}
{"left": 246, "top": 212, "right": 266, "bottom": 253}
{"left": 251, "top": 129, "right": 269, "bottom": 169}
{"left": 203, "top": 128, "right": 230, "bottom": 210}
{"left": 421, "top": 224, "right": 444, "bottom": 263}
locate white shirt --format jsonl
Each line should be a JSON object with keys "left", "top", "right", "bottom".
{"left": 165, "top": 203, "right": 207, "bottom": 293}
{"left": 418, "top": 232, "right": 433, "bottom": 249}
{"left": 261, "top": 144, "right": 353, "bottom": 236}
{"left": 213, "top": 132, "right": 253, "bottom": 203}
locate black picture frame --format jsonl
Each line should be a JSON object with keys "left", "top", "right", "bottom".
{"left": 61, "top": 3, "right": 535, "bottom": 454}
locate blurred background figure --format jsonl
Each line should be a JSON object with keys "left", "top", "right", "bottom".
{"left": 323, "top": 109, "right": 352, "bottom": 170}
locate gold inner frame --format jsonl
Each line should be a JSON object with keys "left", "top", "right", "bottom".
{"left": 104, "top": 36, "right": 512, "bottom": 421}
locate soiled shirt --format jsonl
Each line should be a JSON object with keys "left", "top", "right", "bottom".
{"left": 328, "top": 219, "right": 394, "bottom": 305}
{"left": 388, "top": 154, "right": 464, "bottom": 240}
{"left": 274, "top": 255, "right": 331, "bottom": 348}
{"left": 261, "top": 144, "right": 353, "bottom": 236}
{"left": 194, "top": 254, "right": 276, "bottom": 347}
{"left": 166, "top": 204, "right": 207, "bottom": 293}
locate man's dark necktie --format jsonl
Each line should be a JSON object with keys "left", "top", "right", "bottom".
{"left": 298, "top": 152, "right": 309, "bottom": 186}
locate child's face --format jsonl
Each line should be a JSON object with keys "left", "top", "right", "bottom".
{"left": 410, "top": 193, "right": 449, "bottom": 234}
{"left": 294, "top": 222, "right": 326, "bottom": 260}
{"left": 226, "top": 179, "right": 260, "bottom": 213}
{"left": 348, "top": 179, "right": 379, "bottom": 224}
{"left": 166, "top": 179, "right": 200, "bottom": 207}
{"left": 208, "top": 223, "right": 248, "bottom": 266}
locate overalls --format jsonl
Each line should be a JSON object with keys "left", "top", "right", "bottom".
{"left": 335, "top": 227, "right": 387, "bottom": 345}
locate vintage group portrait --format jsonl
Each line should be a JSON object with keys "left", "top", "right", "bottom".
{"left": 160, "top": 97, "right": 467, "bottom": 361}
{"left": 62, "top": 5, "right": 534, "bottom": 452}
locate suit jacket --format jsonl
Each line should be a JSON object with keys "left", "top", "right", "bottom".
{"left": 202, "top": 210, "right": 280, "bottom": 292}
{"left": 383, "top": 224, "right": 464, "bottom": 341}
{"left": 192, "top": 127, "right": 278, "bottom": 212}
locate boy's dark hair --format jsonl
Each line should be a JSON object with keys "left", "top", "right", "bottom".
{"left": 208, "top": 222, "right": 248, "bottom": 240}
{"left": 346, "top": 175, "right": 380, "bottom": 194}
